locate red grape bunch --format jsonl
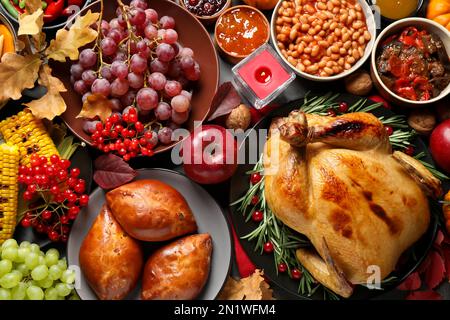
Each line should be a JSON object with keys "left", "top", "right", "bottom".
{"left": 18, "top": 154, "right": 90, "bottom": 243}
{"left": 71, "top": 0, "right": 201, "bottom": 154}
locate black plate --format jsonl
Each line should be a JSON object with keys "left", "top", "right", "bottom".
{"left": 229, "top": 94, "right": 439, "bottom": 300}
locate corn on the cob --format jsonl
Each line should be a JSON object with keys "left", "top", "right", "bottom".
{"left": 0, "top": 144, "right": 19, "bottom": 245}
{"left": 0, "top": 109, "right": 59, "bottom": 166}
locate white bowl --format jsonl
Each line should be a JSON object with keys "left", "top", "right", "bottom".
{"left": 270, "top": 0, "right": 377, "bottom": 82}
{"left": 370, "top": 18, "right": 450, "bottom": 107}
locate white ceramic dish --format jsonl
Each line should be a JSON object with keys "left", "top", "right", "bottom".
{"left": 370, "top": 17, "right": 450, "bottom": 107}
{"left": 270, "top": 0, "right": 377, "bottom": 82}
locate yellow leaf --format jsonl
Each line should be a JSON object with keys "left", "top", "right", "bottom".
{"left": 0, "top": 53, "right": 41, "bottom": 102}
{"left": 45, "top": 10, "right": 100, "bottom": 62}
{"left": 18, "top": 9, "right": 44, "bottom": 36}
{"left": 77, "top": 94, "right": 113, "bottom": 122}
{"left": 25, "top": 0, "right": 43, "bottom": 13}
{"left": 24, "top": 65, "right": 67, "bottom": 120}
{"left": 217, "top": 270, "right": 275, "bottom": 300}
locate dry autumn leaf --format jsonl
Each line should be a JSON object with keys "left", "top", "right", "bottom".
{"left": 77, "top": 94, "right": 113, "bottom": 122}
{"left": 46, "top": 10, "right": 99, "bottom": 62}
{"left": 0, "top": 53, "right": 41, "bottom": 102}
{"left": 18, "top": 9, "right": 44, "bottom": 36}
{"left": 24, "top": 65, "right": 67, "bottom": 120}
{"left": 217, "top": 270, "right": 274, "bottom": 300}
{"left": 25, "top": 0, "right": 43, "bottom": 14}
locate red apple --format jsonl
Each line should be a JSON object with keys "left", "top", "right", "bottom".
{"left": 430, "top": 119, "right": 450, "bottom": 174}
{"left": 182, "top": 125, "right": 238, "bottom": 184}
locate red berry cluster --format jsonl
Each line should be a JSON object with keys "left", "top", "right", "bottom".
{"left": 18, "top": 154, "right": 90, "bottom": 242}
{"left": 90, "top": 108, "right": 156, "bottom": 161}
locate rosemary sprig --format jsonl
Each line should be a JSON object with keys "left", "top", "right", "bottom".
{"left": 414, "top": 152, "right": 450, "bottom": 181}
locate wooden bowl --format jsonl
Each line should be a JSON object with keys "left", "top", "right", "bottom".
{"left": 178, "top": 0, "right": 231, "bottom": 25}
{"left": 214, "top": 5, "right": 270, "bottom": 65}
{"left": 52, "top": 0, "right": 219, "bottom": 154}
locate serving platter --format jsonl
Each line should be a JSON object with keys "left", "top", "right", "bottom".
{"left": 229, "top": 93, "right": 439, "bottom": 300}
{"left": 68, "top": 168, "right": 232, "bottom": 300}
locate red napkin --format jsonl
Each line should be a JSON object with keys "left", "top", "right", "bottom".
{"left": 228, "top": 217, "right": 256, "bottom": 278}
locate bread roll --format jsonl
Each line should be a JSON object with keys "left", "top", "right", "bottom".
{"left": 79, "top": 204, "right": 143, "bottom": 300}
{"left": 141, "top": 234, "right": 212, "bottom": 300}
{"left": 106, "top": 180, "right": 197, "bottom": 241}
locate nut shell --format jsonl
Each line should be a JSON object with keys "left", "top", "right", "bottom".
{"left": 345, "top": 71, "right": 373, "bottom": 96}
{"left": 225, "top": 104, "right": 252, "bottom": 130}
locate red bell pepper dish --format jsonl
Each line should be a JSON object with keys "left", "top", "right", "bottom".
{"left": 376, "top": 26, "right": 450, "bottom": 101}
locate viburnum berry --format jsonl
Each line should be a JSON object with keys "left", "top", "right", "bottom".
{"left": 263, "top": 241, "right": 274, "bottom": 253}
{"left": 70, "top": 168, "right": 81, "bottom": 178}
{"left": 385, "top": 125, "right": 394, "bottom": 136}
{"left": 278, "top": 263, "right": 288, "bottom": 273}
{"left": 250, "top": 173, "right": 262, "bottom": 185}
{"left": 338, "top": 102, "right": 349, "bottom": 113}
{"left": 79, "top": 194, "right": 89, "bottom": 207}
{"left": 252, "top": 210, "right": 264, "bottom": 222}
{"left": 21, "top": 218, "right": 31, "bottom": 228}
{"left": 405, "top": 145, "right": 415, "bottom": 156}
{"left": 48, "top": 231, "right": 59, "bottom": 242}
{"left": 291, "top": 268, "right": 302, "bottom": 280}
{"left": 327, "top": 109, "right": 337, "bottom": 117}
{"left": 41, "top": 210, "right": 52, "bottom": 220}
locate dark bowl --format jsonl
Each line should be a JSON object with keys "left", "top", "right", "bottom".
{"left": 52, "top": 0, "right": 219, "bottom": 154}
{"left": 179, "top": 0, "right": 232, "bottom": 25}
{"left": 0, "top": 0, "right": 93, "bottom": 31}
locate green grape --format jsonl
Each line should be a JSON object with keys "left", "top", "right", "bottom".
{"left": 60, "top": 270, "right": 75, "bottom": 284}
{"left": 1, "top": 247, "right": 18, "bottom": 261}
{"left": 0, "top": 259, "right": 12, "bottom": 277}
{"left": 0, "top": 287, "right": 11, "bottom": 300}
{"left": 15, "top": 263, "right": 29, "bottom": 277}
{"left": 10, "top": 270, "right": 22, "bottom": 282}
{"left": 38, "top": 256, "right": 46, "bottom": 266}
{"left": 11, "top": 282, "right": 27, "bottom": 300}
{"left": 17, "top": 247, "right": 31, "bottom": 263}
{"left": 45, "top": 255, "right": 58, "bottom": 267}
{"left": 0, "top": 272, "right": 21, "bottom": 288}
{"left": 29, "top": 244, "right": 40, "bottom": 254}
{"left": 44, "top": 287, "right": 59, "bottom": 300}
{"left": 48, "top": 265, "right": 62, "bottom": 280}
{"left": 37, "top": 277, "right": 53, "bottom": 289}
{"left": 69, "top": 292, "right": 80, "bottom": 300}
{"left": 55, "top": 283, "right": 72, "bottom": 297}
{"left": 19, "top": 241, "right": 31, "bottom": 249}
{"left": 26, "top": 285, "right": 44, "bottom": 300}
{"left": 57, "top": 258, "right": 67, "bottom": 271}
{"left": 31, "top": 265, "right": 48, "bottom": 281}
{"left": 25, "top": 252, "right": 39, "bottom": 269}
{"left": 1, "top": 239, "right": 18, "bottom": 250}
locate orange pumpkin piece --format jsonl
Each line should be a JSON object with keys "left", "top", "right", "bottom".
{"left": 242, "top": 0, "right": 278, "bottom": 10}
{"left": 427, "top": 0, "right": 450, "bottom": 31}
{"left": 0, "top": 25, "right": 14, "bottom": 57}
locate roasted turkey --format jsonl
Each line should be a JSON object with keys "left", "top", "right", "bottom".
{"left": 263, "top": 111, "right": 442, "bottom": 297}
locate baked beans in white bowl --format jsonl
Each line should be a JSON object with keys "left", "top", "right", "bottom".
{"left": 271, "top": 0, "right": 376, "bottom": 82}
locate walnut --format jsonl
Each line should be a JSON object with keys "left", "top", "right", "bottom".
{"left": 407, "top": 109, "right": 437, "bottom": 135}
{"left": 225, "top": 104, "right": 251, "bottom": 130}
{"left": 345, "top": 71, "right": 373, "bottom": 96}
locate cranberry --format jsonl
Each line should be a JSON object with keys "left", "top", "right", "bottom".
{"left": 278, "top": 263, "right": 288, "bottom": 273}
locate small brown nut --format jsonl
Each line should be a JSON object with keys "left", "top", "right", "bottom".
{"left": 407, "top": 109, "right": 437, "bottom": 136}
{"left": 225, "top": 104, "right": 252, "bottom": 130}
{"left": 344, "top": 71, "right": 373, "bottom": 96}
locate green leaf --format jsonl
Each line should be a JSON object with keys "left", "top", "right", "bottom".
{"left": 57, "top": 136, "right": 80, "bottom": 160}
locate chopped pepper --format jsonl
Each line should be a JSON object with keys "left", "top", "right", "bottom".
{"left": 44, "top": 0, "right": 65, "bottom": 22}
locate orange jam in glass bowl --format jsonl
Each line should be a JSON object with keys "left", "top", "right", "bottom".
{"left": 215, "top": 5, "right": 269, "bottom": 62}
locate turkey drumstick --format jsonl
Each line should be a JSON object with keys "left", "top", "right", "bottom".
{"left": 278, "top": 111, "right": 390, "bottom": 152}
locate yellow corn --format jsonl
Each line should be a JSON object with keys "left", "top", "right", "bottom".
{"left": 0, "top": 109, "right": 59, "bottom": 166}
{"left": 0, "top": 144, "right": 19, "bottom": 245}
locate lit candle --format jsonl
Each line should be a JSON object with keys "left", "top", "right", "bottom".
{"left": 232, "top": 44, "right": 296, "bottom": 109}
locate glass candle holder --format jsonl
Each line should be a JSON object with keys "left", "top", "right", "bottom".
{"left": 232, "top": 43, "right": 296, "bottom": 109}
